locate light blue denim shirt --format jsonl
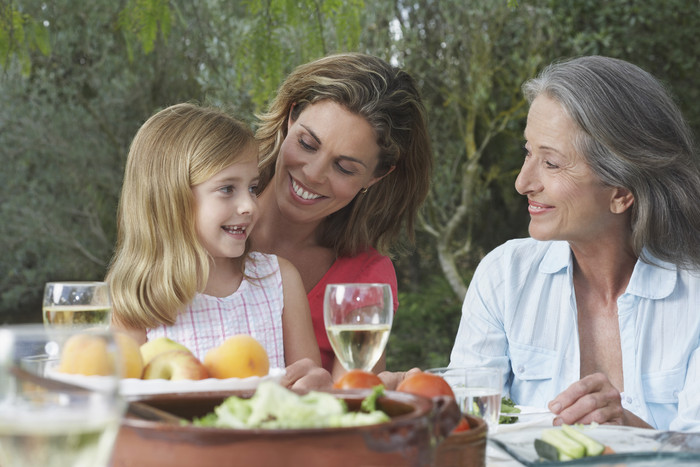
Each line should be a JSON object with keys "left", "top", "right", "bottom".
{"left": 450, "top": 238, "right": 700, "bottom": 432}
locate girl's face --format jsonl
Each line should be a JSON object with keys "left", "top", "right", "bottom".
{"left": 515, "top": 95, "right": 621, "bottom": 245}
{"left": 271, "top": 100, "right": 385, "bottom": 225}
{"left": 192, "top": 151, "right": 259, "bottom": 261}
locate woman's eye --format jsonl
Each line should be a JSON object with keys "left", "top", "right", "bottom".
{"left": 335, "top": 162, "right": 356, "bottom": 175}
{"left": 545, "top": 160, "right": 559, "bottom": 169}
{"left": 522, "top": 146, "right": 531, "bottom": 158}
{"left": 298, "top": 137, "right": 315, "bottom": 151}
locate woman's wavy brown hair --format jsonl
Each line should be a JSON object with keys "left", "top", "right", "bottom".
{"left": 256, "top": 53, "right": 433, "bottom": 257}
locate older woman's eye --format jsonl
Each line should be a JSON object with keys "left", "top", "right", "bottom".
{"left": 545, "top": 160, "right": 559, "bottom": 169}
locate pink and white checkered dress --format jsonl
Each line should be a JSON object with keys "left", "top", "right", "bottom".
{"left": 146, "top": 252, "right": 286, "bottom": 369}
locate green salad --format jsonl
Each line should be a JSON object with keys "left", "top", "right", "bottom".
{"left": 499, "top": 397, "right": 521, "bottom": 424}
{"left": 192, "top": 381, "right": 390, "bottom": 429}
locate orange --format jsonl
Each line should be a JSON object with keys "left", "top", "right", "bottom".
{"left": 396, "top": 372, "right": 455, "bottom": 399}
{"left": 114, "top": 332, "right": 144, "bottom": 379}
{"left": 334, "top": 370, "right": 383, "bottom": 389}
{"left": 204, "top": 334, "right": 269, "bottom": 379}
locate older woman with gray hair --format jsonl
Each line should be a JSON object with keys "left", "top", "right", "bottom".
{"left": 449, "top": 56, "right": 700, "bottom": 431}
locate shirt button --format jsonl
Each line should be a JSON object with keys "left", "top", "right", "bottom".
{"left": 516, "top": 365, "right": 525, "bottom": 374}
{"left": 625, "top": 396, "right": 633, "bottom": 404}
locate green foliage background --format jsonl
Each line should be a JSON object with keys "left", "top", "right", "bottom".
{"left": 1, "top": 0, "right": 698, "bottom": 371}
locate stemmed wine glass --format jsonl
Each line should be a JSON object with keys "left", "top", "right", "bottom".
{"left": 0, "top": 324, "right": 125, "bottom": 467}
{"left": 324, "top": 283, "right": 393, "bottom": 371}
{"left": 43, "top": 282, "right": 112, "bottom": 329}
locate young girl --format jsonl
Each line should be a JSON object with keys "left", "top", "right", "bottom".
{"left": 107, "top": 103, "right": 321, "bottom": 370}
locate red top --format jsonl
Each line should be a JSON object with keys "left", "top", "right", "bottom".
{"left": 307, "top": 248, "right": 399, "bottom": 371}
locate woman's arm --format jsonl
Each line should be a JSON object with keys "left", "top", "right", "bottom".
{"left": 279, "top": 256, "right": 322, "bottom": 366}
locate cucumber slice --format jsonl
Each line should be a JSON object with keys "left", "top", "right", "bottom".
{"left": 534, "top": 438, "right": 560, "bottom": 461}
{"left": 562, "top": 425, "right": 605, "bottom": 456}
{"left": 541, "top": 428, "right": 586, "bottom": 459}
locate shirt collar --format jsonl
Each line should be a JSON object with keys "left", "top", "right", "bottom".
{"left": 538, "top": 241, "right": 677, "bottom": 299}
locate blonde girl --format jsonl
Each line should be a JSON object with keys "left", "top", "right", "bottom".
{"left": 108, "top": 103, "right": 320, "bottom": 370}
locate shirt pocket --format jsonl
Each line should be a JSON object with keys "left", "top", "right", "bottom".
{"left": 642, "top": 366, "right": 685, "bottom": 404}
{"left": 509, "top": 341, "right": 557, "bottom": 381}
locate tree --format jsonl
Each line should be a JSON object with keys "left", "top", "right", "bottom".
{"left": 383, "top": 0, "right": 556, "bottom": 299}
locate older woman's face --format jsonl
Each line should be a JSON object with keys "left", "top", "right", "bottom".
{"left": 272, "top": 100, "right": 383, "bottom": 225}
{"left": 515, "top": 95, "right": 620, "bottom": 244}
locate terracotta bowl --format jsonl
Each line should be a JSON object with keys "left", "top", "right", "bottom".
{"left": 434, "top": 415, "right": 488, "bottom": 467}
{"left": 111, "top": 389, "right": 461, "bottom": 467}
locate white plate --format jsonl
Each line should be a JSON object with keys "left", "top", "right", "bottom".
{"left": 496, "top": 405, "right": 556, "bottom": 434}
{"left": 119, "top": 367, "right": 286, "bottom": 396}
{"left": 46, "top": 368, "right": 286, "bottom": 396}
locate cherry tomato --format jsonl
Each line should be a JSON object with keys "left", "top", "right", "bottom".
{"left": 334, "top": 369, "right": 383, "bottom": 389}
{"left": 396, "top": 372, "right": 455, "bottom": 399}
{"left": 452, "top": 416, "right": 471, "bottom": 433}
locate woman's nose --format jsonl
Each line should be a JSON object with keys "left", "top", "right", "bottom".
{"left": 514, "top": 159, "right": 540, "bottom": 195}
{"left": 303, "top": 155, "right": 328, "bottom": 184}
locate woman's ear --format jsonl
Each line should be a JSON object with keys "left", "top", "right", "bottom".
{"left": 287, "top": 103, "right": 297, "bottom": 131}
{"left": 610, "top": 187, "right": 634, "bottom": 214}
{"left": 367, "top": 165, "right": 396, "bottom": 188}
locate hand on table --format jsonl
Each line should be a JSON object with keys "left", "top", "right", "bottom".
{"left": 280, "top": 358, "right": 334, "bottom": 392}
{"left": 549, "top": 372, "right": 652, "bottom": 428}
{"left": 377, "top": 367, "right": 422, "bottom": 390}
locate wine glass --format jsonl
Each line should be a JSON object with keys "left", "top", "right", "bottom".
{"left": 43, "top": 281, "right": 112, "bottom": 329}
{"left": 0, "top": 324, "right": 125, "bottom": 467}
{"left": 324, "top": 283, "right": 393, "bottom": 371}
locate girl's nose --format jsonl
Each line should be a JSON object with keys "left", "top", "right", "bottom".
{"left": 238, "top": 192, "right": 257, "bottom": 215}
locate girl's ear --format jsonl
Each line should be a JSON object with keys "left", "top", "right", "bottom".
{"left": 610, "top": 187, "right": 634, "bottom": 214}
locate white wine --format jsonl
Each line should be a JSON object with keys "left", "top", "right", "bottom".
{"left": 326, "top": 323, "right": 391, "bottom": 371}
{"left": 0, "top": 414, "right": 120, "bottom": 467}
{"left": 43, "top": 305, "right": 112, "bottom": 328}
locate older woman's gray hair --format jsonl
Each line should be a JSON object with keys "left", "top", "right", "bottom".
{"left": 522, "top": 55, "right": 700, "bottom": 269}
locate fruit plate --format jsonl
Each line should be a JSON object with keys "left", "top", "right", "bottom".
{"left": 489, "top": 424, "right": 700, "bottom": 465}
{"left": 119, "top": 367, "right": 286, "bottom": 396}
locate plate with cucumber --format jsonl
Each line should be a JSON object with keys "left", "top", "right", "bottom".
{"left": 490, "top": 423, "right": 700, "bottom": 465}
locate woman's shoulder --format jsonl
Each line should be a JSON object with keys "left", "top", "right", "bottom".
{"left": 478, "top": 238, "right": 567, "bottom": 273}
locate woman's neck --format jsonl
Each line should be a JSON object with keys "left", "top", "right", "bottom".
{"left": 570, "top": 235, "right": 637, "bottom": 302}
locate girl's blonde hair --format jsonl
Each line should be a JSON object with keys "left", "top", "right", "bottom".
{"left": 256, "top": 53, "right": 433, "bottom": 257}
{"left": 107, "top": 103, "right": 257, "bottom": 328}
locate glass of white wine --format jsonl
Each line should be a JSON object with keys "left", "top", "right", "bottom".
{"left": 324, "top": 283, "right": 393, "bottom": 371}
{"left": 0, "top": 324, "right": 125, "bottom": 467}
{"left": 43, "top": 282, "right": 112, "bottom": 328}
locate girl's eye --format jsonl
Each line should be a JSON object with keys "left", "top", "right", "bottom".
{"left": 219, "top": 185, "right": 234, "bottom": 194}
{"left": 249, "top": 185, "right": 259, "bottom": 196}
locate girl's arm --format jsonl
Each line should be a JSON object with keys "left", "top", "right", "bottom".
{"left": 279, "top": 256, "right": 322, "bottom": 366}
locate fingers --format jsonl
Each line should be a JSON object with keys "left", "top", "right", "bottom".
{"left": 549, "top": 373, "right": 624, "bottom": 425}
{"left": 281, "top": 358, "right": 334, "bottom": 391}
{"left": 378, "top": 367, "right": 422, "bottom": 390}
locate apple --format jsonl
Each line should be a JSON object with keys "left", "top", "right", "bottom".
{"left": 141, "top": 350, "right": 209, "bottom": 380}
{"left": 140, "top": 337, "right": 191, "bottom": 366}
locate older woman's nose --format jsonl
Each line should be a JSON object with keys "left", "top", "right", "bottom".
{"left": 515, "top": 159, "right": 540, "bottom": 195}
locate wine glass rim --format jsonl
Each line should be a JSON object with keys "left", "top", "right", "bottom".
{"left": 325, "top": 283, "right": 391, "bottom": 288}
{"left": 45, "top": 281, "right": 109, "bottom": 286}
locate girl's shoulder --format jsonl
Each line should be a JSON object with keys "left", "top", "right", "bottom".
{"left": 245, "top": 251, "right": 281, "bottom": 277}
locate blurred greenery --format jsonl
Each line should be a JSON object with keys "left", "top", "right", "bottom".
{"left": 1, "top": 0, "right": 698, "bottom": 372}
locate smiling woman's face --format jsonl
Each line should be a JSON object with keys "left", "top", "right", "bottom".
{"left": 272, "top": 100, "right": 383, "bottom": 225}
{"left": 515, "top": 95, "right": 621, "bottom": 244}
